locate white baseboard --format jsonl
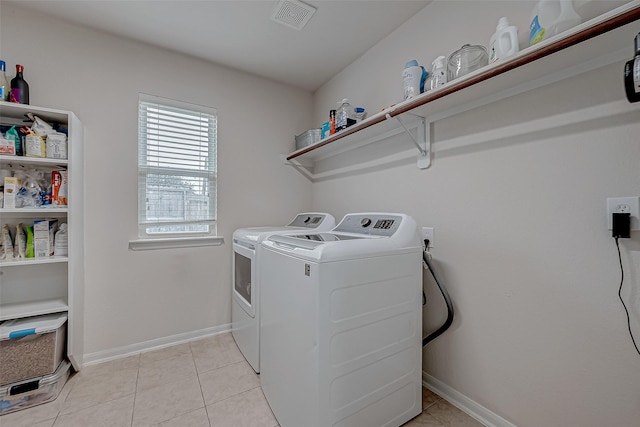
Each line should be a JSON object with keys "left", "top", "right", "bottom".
{"left": 82, "top": 323, "right": 232, "bottom": 366}
{"left": 422, "top": 371, "right": 517, "bottom": 427}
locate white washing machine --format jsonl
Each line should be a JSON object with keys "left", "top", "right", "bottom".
{"left": 260, "top": 213, "right": 423, "bottom": 427}
{"left": 232, "top": 212, "right": 335, "bottom": 373}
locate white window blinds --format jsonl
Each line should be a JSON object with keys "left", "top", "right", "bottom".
{"left": 138, "top": 94, "right": 217, "bottom": 237}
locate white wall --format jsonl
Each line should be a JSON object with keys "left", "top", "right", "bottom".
{"left": 0, "top": 4, "right": 313, "bottom": 358}
{"left": 312, "top": 1, "right": 640, "bottom": 426}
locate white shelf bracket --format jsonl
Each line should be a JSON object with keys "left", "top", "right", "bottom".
{"left": 280, "top": 154, "right": 315, "bottom": 180}
{"left": 385, "top": 113, "right": 431, "bottom": 169}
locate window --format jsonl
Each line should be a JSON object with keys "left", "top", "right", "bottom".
{"left": 138, "top": 94, "right": 217, "bottom": 238}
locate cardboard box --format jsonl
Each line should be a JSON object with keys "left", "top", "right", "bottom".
{"left": 33, "top": 219, "right": 58, "bottom": 258}
{"left": 3, "top": 176, "right": 21, "bottom": 209}
{"left": 0, "top": 137, "right": 16, "bottom": 155}
{"left": 51, "top": 170, "right": 68, "bottom": 206}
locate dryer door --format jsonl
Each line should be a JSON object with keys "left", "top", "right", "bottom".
{"left": 233, "top": 240, "right": 256, "bottom": 317}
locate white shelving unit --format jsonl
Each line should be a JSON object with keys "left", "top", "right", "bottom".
{"left": 285, "top": 2, "right": 640, "bottom": 181}
{"left": 0, "top": 101, "right": 84, "bottom": 371}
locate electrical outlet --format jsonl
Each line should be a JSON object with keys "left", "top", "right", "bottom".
{"left": 422, "top": 227, "right": 434, "bottom": 248}
{"left": 606, "top": 197, "right": 640, "bottom": 230}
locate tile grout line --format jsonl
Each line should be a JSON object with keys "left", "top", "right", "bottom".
{"left": 130, "top": 354, "right": 141, "bottom": 427}
{"left": 192, "top": 341, "right": 213, "bottom": 427}
{"left": 424, "top": 396, "right": 444, "bottom": 411}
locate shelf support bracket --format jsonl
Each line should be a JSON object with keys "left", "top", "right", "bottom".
{"left": 385, "top": 113, "right": 431, "bottom": 169}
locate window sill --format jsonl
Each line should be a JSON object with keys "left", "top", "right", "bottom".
{"left": 128, "top": 236, "right": 224, "bottom": 251}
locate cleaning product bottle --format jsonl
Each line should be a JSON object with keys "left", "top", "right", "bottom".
{"left": 402, "top": 60, "right": 428, "bottom": 101}
{"left": 335, "top": 99, "right": 355, "bottom": 131}
{"left": 529, "top": 0, "right": 582, "bottom": 46}
{"left": 329, "top": 110, "right": 336, "bottom": 135}
{"left": 489, "top": 17, "right": 519, "bottom": 63}
{"left": 429, "top": 56, "right": 447, "bottom": 90}
{"left": 0, "top": 60, "right": 10, "bottom": 101}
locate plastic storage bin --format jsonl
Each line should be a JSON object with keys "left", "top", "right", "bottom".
{"left": 0, "top": 313, "right": 67, "bottom": 386}
{"left": 0, "top": 359, "right": 70, "bottom": 415}
{"left": 295, "top": 129, "right": 321, "bottom": 150}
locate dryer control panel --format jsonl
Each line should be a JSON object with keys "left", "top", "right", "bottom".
{"left": 334, "top": 213, "right": 404, "bottom": 237}
{"left": 288, "top": 213, "right": 330, "bottom": 228}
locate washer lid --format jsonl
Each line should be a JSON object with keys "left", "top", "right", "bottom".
{"left": 262, "top": 213, "right": 422, "bottom": 262}
{"left": 233, "top": 212, "right": 335, "bottom": 243}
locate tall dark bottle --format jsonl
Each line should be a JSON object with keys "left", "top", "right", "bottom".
{"left": 10, "top": 64, "right": 29, "bottom": 104}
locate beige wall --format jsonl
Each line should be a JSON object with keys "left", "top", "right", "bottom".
{"left": 2, "top": 1, "right": 639, "bottom": 426}
{"left": 0, "top": 4, "right": 313, "bottom": 358}
{"left": 311, "top": 1, "right": 640, "bottom": 426}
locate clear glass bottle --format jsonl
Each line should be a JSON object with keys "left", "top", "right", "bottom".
{"left": 10, "top": 64, "right": 29, "bottom": 104}
{"left": 0, "top": 60, "right": 10, "bottom": 101}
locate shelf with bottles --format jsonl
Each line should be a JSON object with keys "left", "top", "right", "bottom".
{"left": 0, "top": 100, "right": 83, "bottom": 370}
{"left": 285, "top": 3, "right": 640, "bottom": 180}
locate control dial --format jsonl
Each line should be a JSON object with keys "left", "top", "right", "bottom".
{"left": 360, "top": 218, "right": 372, "bottom": 227}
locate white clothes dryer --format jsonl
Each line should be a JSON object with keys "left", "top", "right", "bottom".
{"left": 260, "top": 213, "right": 423, "bottom": 427}
{"left": 232, "top": 213, "right": 335, "bottom": 373}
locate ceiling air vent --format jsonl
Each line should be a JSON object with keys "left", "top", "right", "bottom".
{"left": 270, "top": 0, "right": 317, "bottom": 31}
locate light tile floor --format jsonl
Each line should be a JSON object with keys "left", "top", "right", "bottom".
{"left": 1, "top": 333, "right": 484, "bottom": 427}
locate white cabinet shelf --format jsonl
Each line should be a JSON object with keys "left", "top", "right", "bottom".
{"left": 285, "top": 3, "right": 640, "bottom": 181}
{"left": 0, "top": 256, "right": 68, "bottom": 267}
{"left": 0, "top": 154, "right": 68, "bottom": 167}
{"left": 2, "top": 208, "right": 68, "bottom": 214}
{"left": 0, "top": 299, "right": 68, "bottom": 322}
{"left": 0, "top": 101, "right": 84, "bottom": 371}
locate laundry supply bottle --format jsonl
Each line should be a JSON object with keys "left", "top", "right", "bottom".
{"left": 489, "top": 17, "right": 519, "bottom": 63}
{"left": 402, "top": 60, "right": 428, "bottom": 100}
{"left": 335, "top": 99, "right": 355, "bottom": 131}
{"left": 429, "top": 56, "right": 447, "bottom": 90}
{"left": 529, "top": 0, "right": 582, "bottom": 46}
{"left": 0, "top": 60, "right": 10, "bottom": 101}
{"left": 329, "top": 109, "right": 336, "bottom": 135}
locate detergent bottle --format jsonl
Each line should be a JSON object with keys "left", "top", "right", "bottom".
{"left": 402, "top": 60, "right": 428, "bottom": 101}
{"left": 529, "top": 0, "right": 582, "bottom": 46}
{"left": 489, "top": 17, "right": 519, "bottom": 63}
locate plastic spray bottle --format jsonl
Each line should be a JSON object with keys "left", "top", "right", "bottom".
{"left": 430, "top": 56, "right": 447, "bottom": 90}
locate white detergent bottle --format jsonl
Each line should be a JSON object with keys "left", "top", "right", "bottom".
{"left": 529, "top": 0, "right": 582, "bottom": 46}
{"left": 430, "top": 56, "right": 447, "bottom": 90}
{"left": 489, "top": 17, "right": 519, "bottom": 63}
{"left": 402, "top": 60, "right": 428, "bottom": 101}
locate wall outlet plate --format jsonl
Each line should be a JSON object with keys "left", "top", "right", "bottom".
{"left": 422, "top": 227, "right": 434, "bottom": 248}
{"left": 606, "top": 197, "right": 640, "bottom": 230}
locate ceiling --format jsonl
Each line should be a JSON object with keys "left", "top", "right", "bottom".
{"left": 9, "top": 0, "right": 431, "bottom": 91}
